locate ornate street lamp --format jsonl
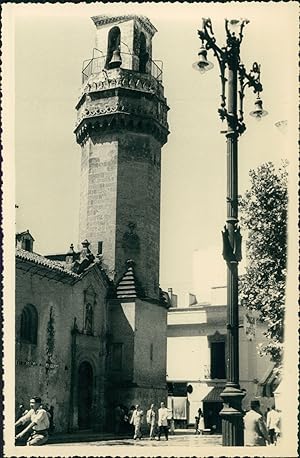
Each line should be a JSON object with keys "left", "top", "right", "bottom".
{"left": 194, "top": 18, "right": 267, "bottom": 446}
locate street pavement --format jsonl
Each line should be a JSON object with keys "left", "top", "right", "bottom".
{"left": 44, "top": 430, "right": 223, "bottom": 455}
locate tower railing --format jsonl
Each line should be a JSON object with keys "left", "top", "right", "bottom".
{"left": 82, "top": 52, "right": 163, "bottom": 84}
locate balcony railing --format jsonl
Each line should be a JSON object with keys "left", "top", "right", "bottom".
{"left": 82, "top": 51, "right": 163, "bottom": 84}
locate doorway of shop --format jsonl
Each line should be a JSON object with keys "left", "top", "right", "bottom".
{"left": 203, "top": 401, "right": 223, "bottom": 433}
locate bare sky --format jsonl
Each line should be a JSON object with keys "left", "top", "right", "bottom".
{"left": 8, "top": 2, "right": 298, "bottom": 303}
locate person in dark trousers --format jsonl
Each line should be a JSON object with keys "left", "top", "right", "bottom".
{"left": 195, "top": 408, "right": 203, "bottom": 434}
{"left": 15, "top": 396, "right": 50, "bottom": 446}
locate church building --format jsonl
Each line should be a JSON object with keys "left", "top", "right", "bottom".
{"left": 15, "top": 14, "right": 170, "bottom": 433}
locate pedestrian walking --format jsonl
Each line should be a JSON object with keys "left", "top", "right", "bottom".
{"left": 157, "top": 401, "right": 170, "bottom": 441}
{"left": 130, "top": 404, "right": 144, "bottom": 440}
{"left": 195, "top": 408, "right": 203, "bottom": 434}
{"left": 243, "top": 399, "right": 269, "bottom": 446}
{"left": 15, "top": 396, "right": 50, "bottom": 446}
{"left": 197, "top": 410, "right": 205, "bottom": 435}
{"left": 146, "top": 404, "right": 156, "bottom": 439}
{"left": 266, "top": 406, "right": 280, "bottom": 445}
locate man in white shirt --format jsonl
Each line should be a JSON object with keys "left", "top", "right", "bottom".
{"left": 130, "top": 404, "right": 144, "bottom": 440}
{"left": 146, "top": 404, "right": 156, "bottom": 439}
{"left": 243, "top": 400, "right": 269, "bottom": 446}
{"left": 266, "top": 406, "right": 280, "bottom": 444}
{"left": 157, "top": 401, "right": 170, "bottom": 441}
{"left": 15, "top": 397, "right": 50, "bottom": 445}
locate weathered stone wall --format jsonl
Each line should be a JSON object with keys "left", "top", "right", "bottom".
{"left": 116, "top": 133, "right": 161, "bottom": 299}
{"left": 78, "top": 131, "right": 162, "bottom": 298}
{"left": 106, "top": 298, "right": 167, "bottom": 420}
{"left": 78, "top": 139, "right": 89, "bottom": 249}
{"left": 107, "top": 301, "right": 135, "bottom": 384}
{"left": 134, "top": 299, "right": 167, "bottom": 387}
{"left": 78, "top": 135, "right": 118, "bottom": 273}
{"left": 15, "top": 265, "right": 108, "bottom": 432}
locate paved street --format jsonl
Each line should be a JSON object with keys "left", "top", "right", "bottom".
{"left": 45, "top": 431, "right": 222, "bottom": 455}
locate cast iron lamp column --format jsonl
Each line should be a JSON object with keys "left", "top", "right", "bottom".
{"left": 194, "top": 18, "right": 267, "bottom": 446}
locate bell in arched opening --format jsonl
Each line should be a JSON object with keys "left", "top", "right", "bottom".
{"left": 108, "top": 46, "right": 122, "bottom": 69}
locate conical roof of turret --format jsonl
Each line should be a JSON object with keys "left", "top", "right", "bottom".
{"left": 116, "top": 260, "right": 144, "bottom": 299}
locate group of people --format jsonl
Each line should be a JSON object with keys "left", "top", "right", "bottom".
{"left": 244, "top": 400, "right": 281, "bottom": 446}
{"left": 15, "top": 395, "right": 281, "bottom": 447}
{"left": 123, "top": 402, "right": 172, "bottom": 441}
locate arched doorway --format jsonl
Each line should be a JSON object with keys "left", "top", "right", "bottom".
{"left": 77, "top": 361, "right": 93, "bottom": 429}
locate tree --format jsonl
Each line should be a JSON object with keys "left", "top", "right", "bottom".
{"left": 239, "top": 161, "right": 287, "bottom": 365}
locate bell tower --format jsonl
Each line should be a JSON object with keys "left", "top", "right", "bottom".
{"left": 75, "top": 14, "right": 169, "bottom": 300}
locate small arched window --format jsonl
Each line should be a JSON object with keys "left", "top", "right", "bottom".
{"left": 106, "top": 26, "right": 121, "bottom": 68}
{"left": 139, "top": 32, "right": 149, "bottom": 73}
{"left": 20, "top": 304, "right": 38, "bottom": 344}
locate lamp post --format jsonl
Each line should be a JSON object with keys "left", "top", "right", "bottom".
{"left": 194, "top": 18, "right": 267, "bottom": 446}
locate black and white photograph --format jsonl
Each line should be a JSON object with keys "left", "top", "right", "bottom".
{"left": 2, "top": 2, "right": 298, "bottom": 457}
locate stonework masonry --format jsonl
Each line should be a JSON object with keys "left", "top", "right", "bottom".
{"left": 107, "top": 299, "right": 167, "bottom": 413}
{"left": 16, "top": 14, "right": 170, "bottom": 436}
{"left": 75, "top": 15, "right": 169, "bottom": 302}
{"left": 79, "top": 133, "right": 161, "bottom": 299}
{"left": 16, "top": 263, "right": 108, "bottom": 433}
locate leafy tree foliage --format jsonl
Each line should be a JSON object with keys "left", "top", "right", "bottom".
{"left": 239, "top": 162, "right": 287, "bottom": 364}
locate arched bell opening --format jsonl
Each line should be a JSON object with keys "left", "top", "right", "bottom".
{"left": 139, "top": 32, "right": 149, "bottom": 73}
{"left": 106, "top": 27, "right": 121, "bottom": 69}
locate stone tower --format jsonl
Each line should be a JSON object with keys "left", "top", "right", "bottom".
{"left": 74, "top": 14, "right": 169, "bottom": 301}
{"left": 74, "top": 15, "right": 169, "bottom": 418}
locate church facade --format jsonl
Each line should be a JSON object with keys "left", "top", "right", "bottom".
{"left": 15, "top": 14, "right": 170, "bottom": 433}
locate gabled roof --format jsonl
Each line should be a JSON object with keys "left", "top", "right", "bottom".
{"left": 16, "top": 248, "right": 80, "bottom": 284}
{"left": 16, "top": 247, "right": 112, "bottom": 289}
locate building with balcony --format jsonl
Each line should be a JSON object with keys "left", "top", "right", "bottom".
{"left": 166, "top": 286, "right": 274, "bottom": 433}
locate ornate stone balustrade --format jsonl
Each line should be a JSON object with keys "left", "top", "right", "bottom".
{"left": 74, "top": 67, "right": 169, "bottom": 146}
{"left": 75, "top": 96, "right": 168, "bottom": 130}
{"left": 78, "top": 68, "right": 165, "bottom": 103}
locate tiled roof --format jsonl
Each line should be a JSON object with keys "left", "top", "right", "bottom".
{"left": 16, "top": 248, "right": 79, "bottom": 279}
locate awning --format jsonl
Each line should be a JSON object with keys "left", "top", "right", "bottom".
{"left": 202, "top": 386, "right": 224, "bottom": 403}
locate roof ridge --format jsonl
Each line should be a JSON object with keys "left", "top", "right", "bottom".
{"left": 16, "top": 248, "right": 79, "bottom": 278}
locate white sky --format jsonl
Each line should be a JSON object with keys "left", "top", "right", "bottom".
{"left": 5, "top": 2, "right": 298, "bottom": 304}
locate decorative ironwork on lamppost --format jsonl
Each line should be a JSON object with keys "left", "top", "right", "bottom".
{"left": 194, "top": 18, "right": 267, "bottom": 446}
